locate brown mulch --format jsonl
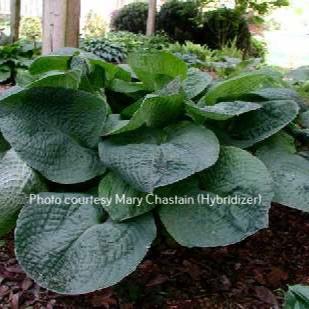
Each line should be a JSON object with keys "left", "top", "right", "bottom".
{"left": 1, "top": 204, "right": 309, "bottom": 309}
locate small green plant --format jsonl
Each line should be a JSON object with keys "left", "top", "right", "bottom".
{"left": 19, "top": 17, "right": 42, "bottom": 41}
{"left": 0, "top": 50, "right": 308, "bottom": 296}
{"left": 82, "top": 10, "right": 107, "bottom": 38}
{"left": 0, "top": 41, "right": 39, "bottom": 83}
{"left": 111, "top": 2, "right": 148, "bottom": 34}
{"left": 82, "top": 38, "right": 127, "bottom": 63}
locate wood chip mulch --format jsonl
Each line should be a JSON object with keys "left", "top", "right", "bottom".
{"left": 1, "top": 204, "right": 309, "bottom": 309}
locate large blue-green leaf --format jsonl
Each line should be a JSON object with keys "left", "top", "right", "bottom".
{"left": 30, "top": 55, "right": 71, "bottom": 75}
{"left": 284, "top": 285, "right": 309, "bottom": 309}
{"left": 286, "top": 66, "right": 309, "bottom": 84}
{"left": 26, "top": 70, "right": 82, "bottom": 89}
{"left": 110, "top": 79, "right": 146, "bottom": 94}
{"left": 186, "top": 101, "right": 261, "bottom": 121}
{"left": 246, "top": 87, "right": 306, "bottom": 111}
{"left": 223, "top": 100, "right": 299, "bottom": 148}
{"left": 159, "top": 147, "right": 273, "bottom": 247}
{"left": 0, "top": 87, "right": 107, "bottom": 184}
{"left": 0, "top": 150, "right": 46, "bottom": 237}
{"left": 128, "top": 52, "right": 187, "bottom": 91}
{"left": 0, "top": 132, "right": 10, "bottom": 156}
{"left": 98, "top": 172, "right": 155, "bottom": 221}
{"left": 257, "top": 135, "right": 309, "bottom": 212}
{"left": 103, "top": 79, "right": 185, "bottom": 135}
{"left": 183, "top": 68, "right": 212, "bottom": 99}
{"left": 15, "top": 193, "right": 156, "bottom": 294}
{"left": 201, "top": 71, "right": 283, "bottom": 105}
{"left": 99, "top": 123, "right": 220, "bottom": 192}
{"left": 299, "top": 111, "right": 309, "bottom": 128}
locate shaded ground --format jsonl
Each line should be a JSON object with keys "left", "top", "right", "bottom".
{"left": 1, "top": 204, "right": 309, "bottom": 308}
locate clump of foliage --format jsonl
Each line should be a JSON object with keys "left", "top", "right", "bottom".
{"left": 82, "top": 38, "right": 127, "bottom": 63}
{"left": 249, "top": 36, "right": 268, "bottom": 60}
{"left": 157, "top": 0, "right": 201, "bottom": 42}
{"left": 0, "top": 41, "right": 39, "bottom": 83}
{"left": 199, "top": 8, "right": 251, "bottom": 51}
{"left": 0, "top": 49, "right": 308, "bottom": 296}
{"left": 167, "top": 40, "right": 262, "bottom": 78}
{"left": 81, "top": 32, "right": 170, "bottom": 63}
{"left": 82, "top": 10, "right": 107, "bottom": 38}
{"left": 19, "top": 17, "right": 42, "bottom": 41}
{"left": 111, "top": 2, "right": 148, "bottom": 34}
{"left": 107, "top": 31, "right": 170, "bottom": 53}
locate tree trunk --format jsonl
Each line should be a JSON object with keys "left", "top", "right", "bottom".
{"left": 10, "top": 0, "right": 21, "bottom": 42}
{"left": 42, "top": 0, "right": 81, "bottom": 54}
{"left": 146, "top": 0, "right": 157, "bottom": 36}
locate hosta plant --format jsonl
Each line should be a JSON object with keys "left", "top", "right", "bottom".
{"left": 0, "top": 49, "right": 309, "bottom": 295}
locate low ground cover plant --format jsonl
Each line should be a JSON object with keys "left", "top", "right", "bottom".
{"left": 0, "top": 49, "right": 308, "bottom": 295}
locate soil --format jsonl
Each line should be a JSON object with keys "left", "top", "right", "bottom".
{"left": 1, "top": 204, "right": 309, "bottom": 309}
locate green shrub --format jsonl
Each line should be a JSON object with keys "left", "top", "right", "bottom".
{"left": 0, "top": 49, "right": 308, "bottom": 296}
{"left": 19, "top": 17, "right": 42, "bottom": 41}
{"left": 111, "top": 2, "right": 148, "bottom": 34}
{"left": 157, "top": 0, "right": 201, "bottom": 42}
{"left": 199, "top": 8, "right": 251, "bottom": 51}
{"left": 82, "top": 10, "right": 107, "bottom": 38}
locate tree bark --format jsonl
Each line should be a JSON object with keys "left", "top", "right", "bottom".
{"left": 42, "top": 0, "right": 81, "bottom": 54}
{"left": 146, "top": 0, "right": 157, "bottom": 36}
{"left": 10, "top": 0, "right": 21, "bottom": 42}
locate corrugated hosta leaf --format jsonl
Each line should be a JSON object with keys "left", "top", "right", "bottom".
{"left": 283, "top": 285, "right": 309, "bottom": 309}
{"left": 183, "top": 68, "right": 212, "bottom": 99}
{"left": 257, "top": 136, "right": 309, "bottom": 212}
{"left": 0, "top": 87, "right": 107, "bottom": 184}
{"left": 0, "top": 150, "right": 46, "bottom": 237}
{"left": 159, "top": 147, "right": 273, "bottom": 247}
{"left": 26, "top": 70, "right": 82, "bottom": 89}
{"left": 248, "top": 87, "right": 301, "bottom": 102}
{"left": 30, "top": 55, "right": 71, "bottom": 75}
{"left": 128, "top": 52, "right": 187, "bottom": 91}
{"left": 15, "top": 193, "right": 156, "bottom": 294}
{"left": 300, "top": 111, "right": 309, "bottom": 128}
{"left": 186, "top": 101, "right": 261, "bottom": 121}
{"left": 0, "top": 132, "right": 10, "bottom": 156}
{"left": 98, "top": 172, "right": 155, "bottom": 221}
{"left": 99, "top": 123, "right": 220, "bottom": 192}
{"left": 103, "top": 79, "right": 185, "bottom": 135}
{"left": 246, "top": 87, "right": 307, "bottom": 111}
{"left": 201, "top": 71, "right": 283, "bottom": 105}
{"left": 223, "top": 100, "right": 299, "bottom": 148}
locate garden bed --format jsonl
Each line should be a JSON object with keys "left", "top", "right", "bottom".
{"left": 1, "top": 204, "right": 308, "bottom": 308}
